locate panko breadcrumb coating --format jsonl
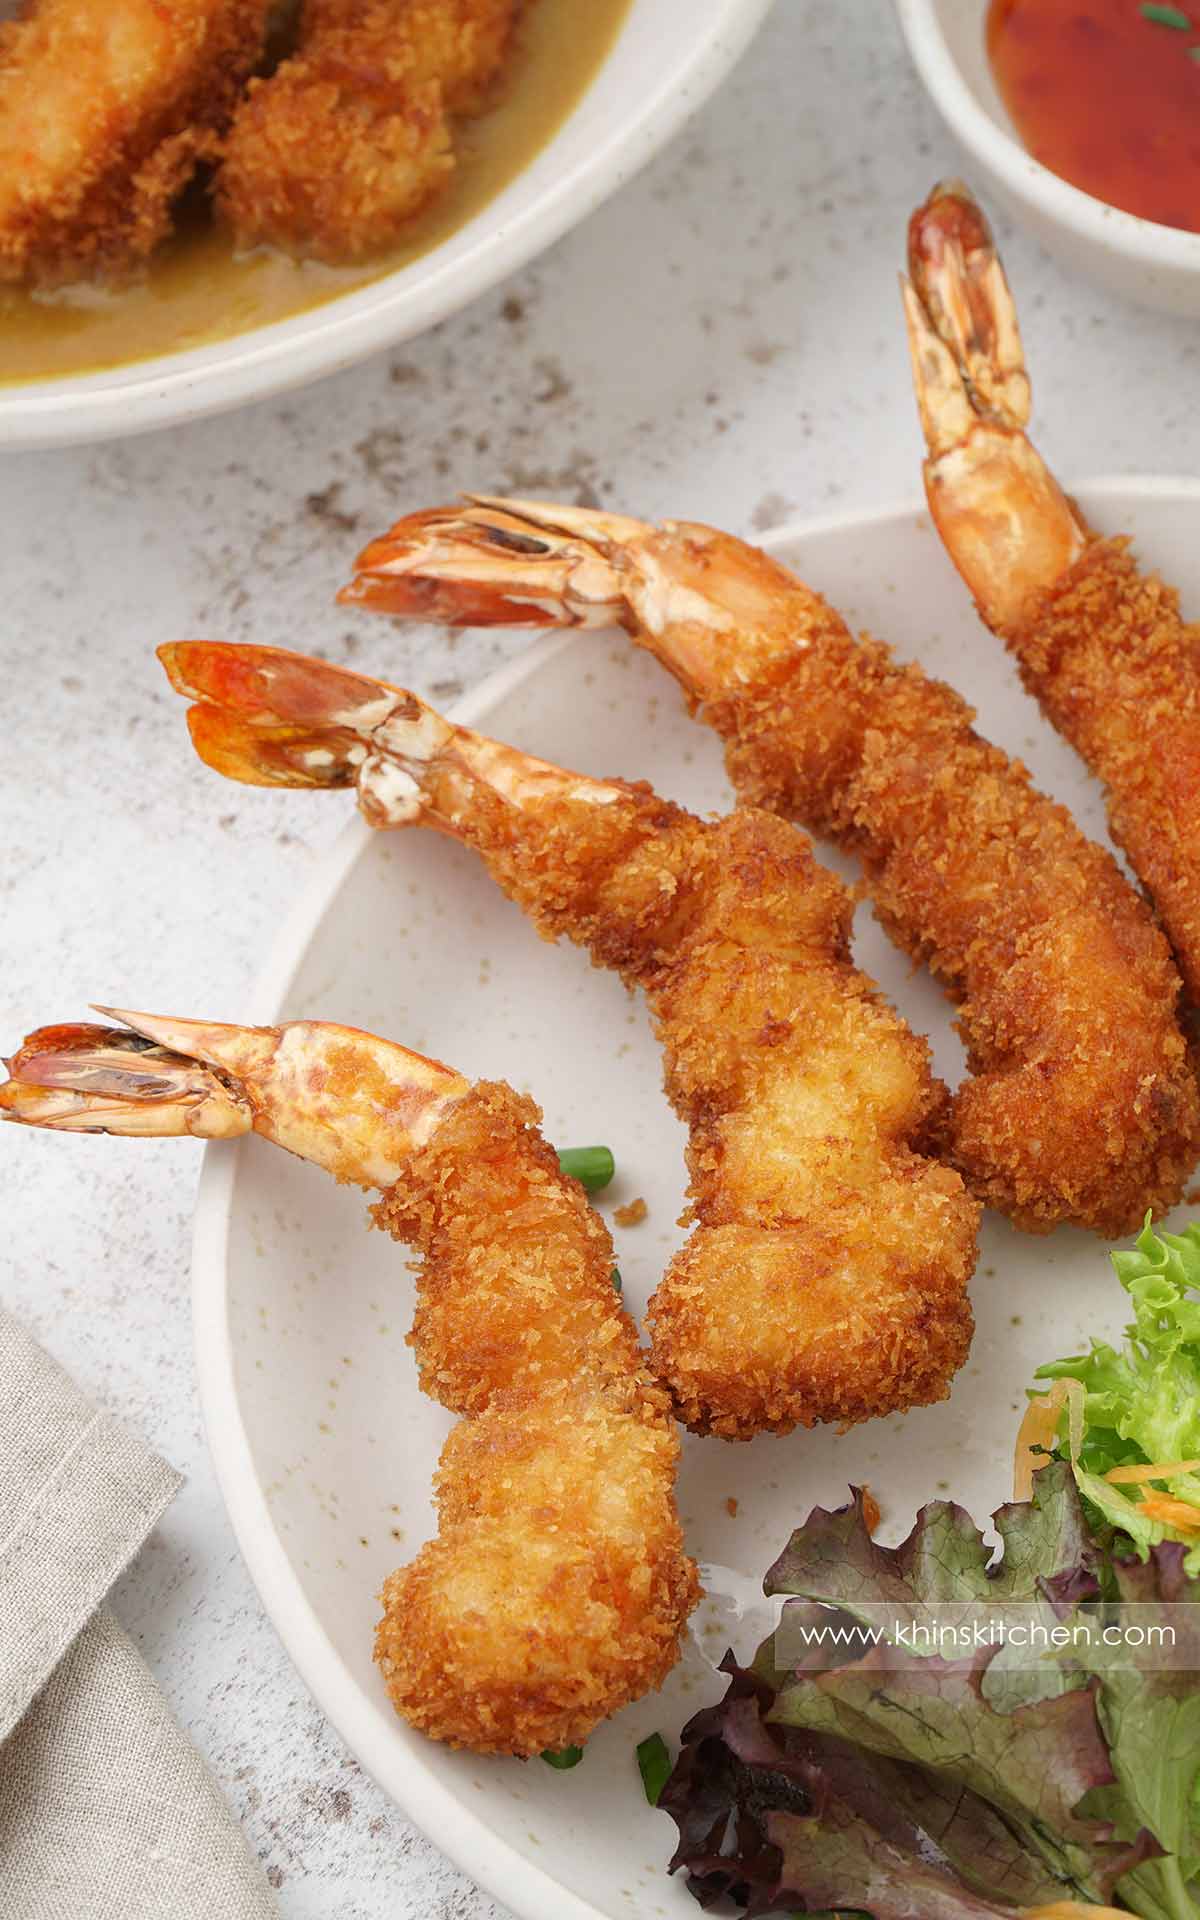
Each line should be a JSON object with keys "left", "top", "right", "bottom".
{"left": 341, "top": 498, "right": 1200, "bottom": 1238}
{"left": 0, "top": 0, "right": 272, "bottom": 287}
{"left": 158, "top": 639, "right": 980, "bottom": 1442}
{"left": 0, "top": 1015, "right": 696, "bottom": 1758}
{"left": 999, "top": 540, "right": 1200, "bottom": 1006}
{"left": 217, "top": 0, "right": 517, "bottom": 259}
{"left": 904, "top": 182, "right": 1200, "bottom": 1011}
{"left": 375, "top": 1081, "right": 696, "bottom": 1750}
{"left": 697, "top": 568, "right": 1200, "bottom": 1241}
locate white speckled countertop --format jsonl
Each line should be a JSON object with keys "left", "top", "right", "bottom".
{"left": 3, "top": 2, "right": 1199, "bottom": 1912}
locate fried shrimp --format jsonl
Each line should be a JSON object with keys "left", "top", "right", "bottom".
{"left": 158, "top": 639, "right": 978, "bottom": 1441}
{"left": 0, "top": 0, "right": 272, "bottom": 288}
{"left": 339, "top": 498, "right": 1200, "bottom": 1238}
{"left": 905, "top": 179, "right": 1200, "bottom": 1008}
{"left": 217, "top": 0, "right": 517, "bottom": 259}
{"left": 0, "top": 1011, "right": 697, "bottom": 1756}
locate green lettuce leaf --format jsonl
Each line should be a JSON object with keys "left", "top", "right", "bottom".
{"left": 1035, "top": 1216, "right": 1200, "bottom": 1568}
{"left": 1071, "top": 1546, "right": 1200, "bottom": 1918}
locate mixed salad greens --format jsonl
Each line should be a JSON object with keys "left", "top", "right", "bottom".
{"left": 656, "top": 1217, "right": 1200, "bottom": 1919}
{"left": 1029, "top": 1217, "right": 1200, "bottom": 1570}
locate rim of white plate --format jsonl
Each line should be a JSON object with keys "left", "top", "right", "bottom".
{"left": 0, "top": 0, "right": 774, "bottom": 451}
{"left": 893, "top": 0, "right": 1200, "bottom": 273}
{"left": 192, "top": 475, "right": 1200, "bottom": 1920}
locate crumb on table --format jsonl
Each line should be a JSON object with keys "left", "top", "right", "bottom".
{"left": 614, "top": 1197, "right": 648, "bottom": 1227}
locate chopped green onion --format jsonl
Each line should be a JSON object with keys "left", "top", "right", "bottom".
{"left": 1141, "top": 1, "right": 1192, "bottom": 26}
{"left": 611, "top": 1267, "right": 623, "bottom": 1294}
{"left": 542, "top": 1745, "right": 584, "bottom": 1769}
{"left": 557, "top": 1145, "right": 615, "bottom": 1193}
{"left": 636, "top": 1732, "right": 672, "bottom": 1806}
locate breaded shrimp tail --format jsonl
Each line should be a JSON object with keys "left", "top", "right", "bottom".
{"left": 906, "top": 179, "right": 1200, "bottom": 1008}
{"left": 340, "top": 496, "right": 1200, "bottom": 1238}
{"left": 0, "top": 1, "right": 273, "bottom": 288}
{"left": 217, "top": 0, "right": 517, "bottom": 260}
{"left": 160, "top": 639, "right": 980, "bottom": 1441}
{"left": 1, "top": 1012, "right": 697, "bottom": 1756}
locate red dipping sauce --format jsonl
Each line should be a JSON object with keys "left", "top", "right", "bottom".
{"left": 987, "top": 0, "right": 1200, "bottom": 232}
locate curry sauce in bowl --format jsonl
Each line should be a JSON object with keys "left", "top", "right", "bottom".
{"left": 0, "top": 0, "right": 775, "bottom": 445}
{"left": 0, "top": 0, "right": 628, "bottom": 385}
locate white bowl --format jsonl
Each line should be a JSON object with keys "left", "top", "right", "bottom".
{"left": 192, "top": 480, "right": 1200, "bottom": 1920}
{"left": 0, "top": 0, "right": 771, "bottom": 452}
{"left": 894, "top": 0, "right": 1200, "bottom": 315}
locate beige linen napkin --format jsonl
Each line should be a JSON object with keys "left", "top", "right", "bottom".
{"left": 0, "top": 1307, "right": 276, "bottom": 1920}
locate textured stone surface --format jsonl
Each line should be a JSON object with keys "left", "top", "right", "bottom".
{"left": 3, "top": 1, "right": 1198, "bottom": 1911}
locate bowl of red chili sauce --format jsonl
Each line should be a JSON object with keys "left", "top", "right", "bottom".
{"left": 895, "top": 0, "right": 1200, "bottom": 314}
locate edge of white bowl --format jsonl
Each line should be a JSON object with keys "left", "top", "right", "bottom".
{"left": 893, "top": 0, "right": 1200, "bottom": 272}
{"left": 0, "top": 0, "right": 774, "bottom": 452}
{"left": 192, "top": 474, "right": 1200, "bottom": 1917}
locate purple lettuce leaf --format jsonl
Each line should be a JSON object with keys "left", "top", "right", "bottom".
{"left": 769, "top": 1638, "right": 1120, "bottom": 1898}
{"left": 660, "top": 1653, "right": 1080, "bottom": 1917}
{"left": 658, "top": 1466, "right": 1179, "bottom": 1918}
{"left": 764, "top": 1463, "right": 1096, "bottom": 1619}
{"left": 762, "top": 1801, "right": 1040, "bottom": 1920}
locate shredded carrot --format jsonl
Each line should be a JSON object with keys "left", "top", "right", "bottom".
{"left": 1134, "top": 1491, "right": 1200, "bottom": 1534}
{"left": 1022, "top": 1905, "right": 1129, "bottom": 1919}
{"left": 860, "top": 1485, "right": 881, "bottom": 1532}
{"left": 1013, "top": 1378, "right": 1085, "bottom": 1498}
{"left": 1105, "top": 1458, "right": 1200, "bottom": 1484}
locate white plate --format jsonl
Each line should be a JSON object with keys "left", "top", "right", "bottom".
{"left": 0, "top": 0, "right": 772, "bottom": 451}
{"left": 194, "top": 480, "right": 1200, "bottom": 1920}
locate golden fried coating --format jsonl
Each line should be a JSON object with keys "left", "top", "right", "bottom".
{"left": 217, "top": 0, "right": 516, "bottom": 259}
{"left": 159, "top": 637, "right": 980, "bottom": 1442}
{"left": 626, "top": 525, "right": 1199, "bottom": 1238}
{"left": 306, "top": 0, "right": 515, "bottom": 109}
{"left": 339, "top": 496, "right": 1200, "bottom": 1236}
{"left": 0, "top": 0, "right": 271, "bottom": 287}
{"left": 392, "top": 772, "right": 979, "bottom": 1440}
{"left": 1000, "top": 536, "right": 1200, "bottom": 1007}
{"left": 1, "top": 1015, "right": 697, "bottom": 1759}
{"left": 377, "top": 1390, "right": 694, "bottom": 1753}
{"left": 379, "top": 1080, "right": 645, "bottom": 1413}
{"left": 374, "top": 1082, "right": 696, "bottom": 1755}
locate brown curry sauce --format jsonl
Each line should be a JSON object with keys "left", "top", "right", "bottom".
{"left": 0, "top": 0, "right": 630, "bottom": 385}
